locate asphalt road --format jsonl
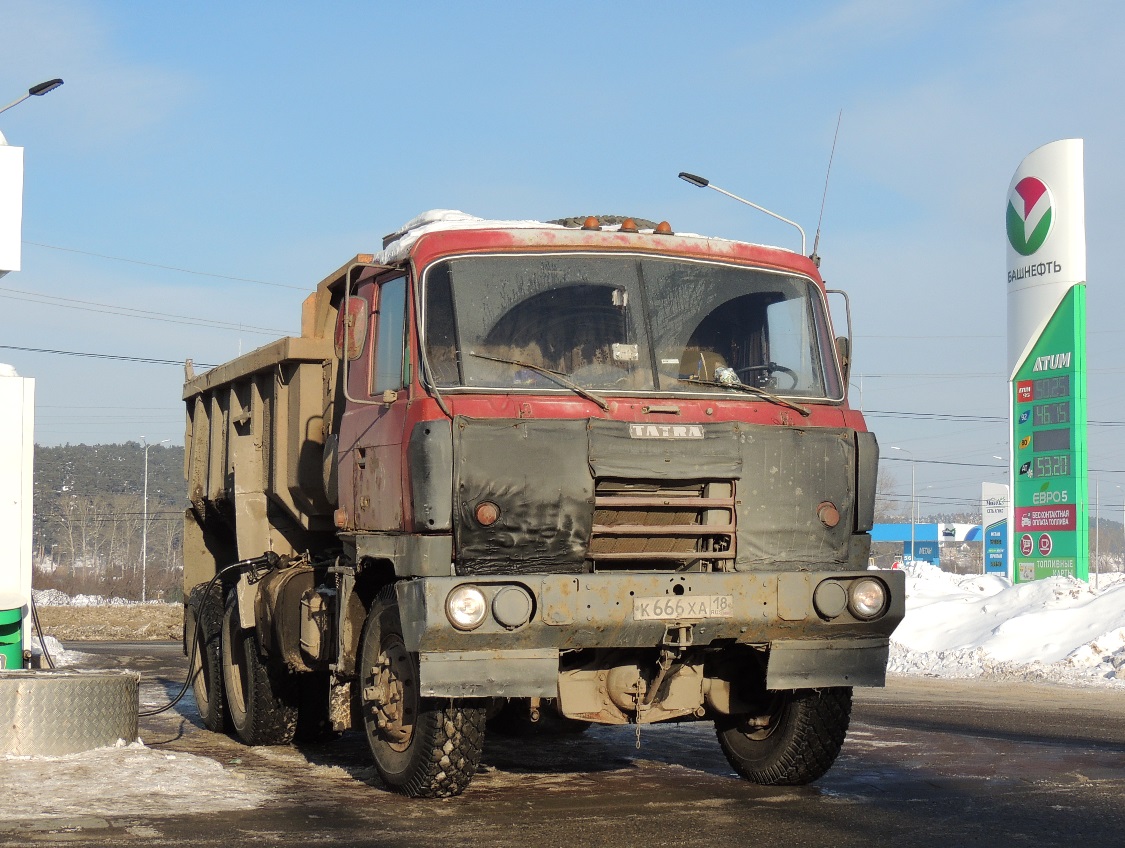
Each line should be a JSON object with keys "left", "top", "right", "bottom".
{"left": 4, "top": 642, "right": 1124, "bottom": 847}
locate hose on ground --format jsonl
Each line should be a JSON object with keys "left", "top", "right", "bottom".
{"left": 28, "top": 591, "right": 55, "bottom": 670}
{"left": 139, "top": 554, "right": 277, "bottom": 718}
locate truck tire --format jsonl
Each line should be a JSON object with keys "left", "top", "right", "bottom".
{"left": 186, "top": 581, "right": 227, "bottom": 732}
{"left": 221, "top": 592, "right": 298, "bottom": 746}
{"left": 359, "top": 588, "right": 486, "bottom": 798}
{"left": 715, "top": 687, "right": 852, "bottom": 785}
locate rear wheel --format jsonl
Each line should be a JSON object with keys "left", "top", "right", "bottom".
{"left": 221, "top": 591, "right": 298, "bottom": 746}
{"left": 715, "top": 687, "right": 852, "bottom": 785}
{"left": 187, "top": 581, "right": 227, "bottom": 732}
{"left": 359, "top": 588, "right": 486, "bottom": 797}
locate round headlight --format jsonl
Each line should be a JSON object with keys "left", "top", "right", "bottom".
{"left": 446, "top": 585, "right": 488, "bottom": 630}
{"left": 849, "top": 578, "right": 888, "bottom": 620}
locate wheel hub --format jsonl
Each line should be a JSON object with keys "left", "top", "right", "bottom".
{"left": 363, "top": 635, "right": 416, "bottom": 750}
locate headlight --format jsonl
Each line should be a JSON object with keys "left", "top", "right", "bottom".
{"left": 446, "top": 585, "right": 488, "bottom": 630}
{"left": 848, "top": 578, "right": 888, "bottom": 620}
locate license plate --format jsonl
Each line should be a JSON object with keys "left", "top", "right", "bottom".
{"left": 633, "top": 595, "right": 734, "bottom": 621}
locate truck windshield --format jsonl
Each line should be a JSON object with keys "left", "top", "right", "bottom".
{"left": 422, "top": 253, "right": 841, "bottom": 400}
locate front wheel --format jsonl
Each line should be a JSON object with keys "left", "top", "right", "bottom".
{"left": 715, "top": 687, "right": 852, "bottom": 785}
{"left": 359, "top": 588, "right": 486, "bottom": 797}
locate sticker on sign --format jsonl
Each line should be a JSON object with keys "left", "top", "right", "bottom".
{"left": 633, "top": 595, "right": 734, "bottom": 621}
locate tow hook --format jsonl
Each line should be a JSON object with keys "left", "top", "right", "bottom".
{"left": 633, "top": 624, "right": 695, "bottom": 747}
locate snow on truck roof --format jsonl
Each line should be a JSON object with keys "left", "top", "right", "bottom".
{"left": 372, "top": 209, "right": 799, "bottom": 266}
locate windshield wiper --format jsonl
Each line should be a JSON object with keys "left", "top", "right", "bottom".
{"left": 467, "top": 352, "right": 610, "bottom": 411}
{"left": 671, "top": 376, "right": 811, "bottom": 417}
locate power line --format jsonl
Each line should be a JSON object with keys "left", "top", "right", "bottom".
{"left": 854, "top": 372, "right": 1001, "bottom": 379}
{"left": 882, "top": 455, "right": 1125, "bottom": 475}
{"left": 23, "top": 241, "right": 306, "bottom": 291}
{"left": 0, "top": 344, "right": 218, "bottom": 368}
{"left": 865, "top": 410, "right": 1006, "bottom": 423}
{"left": 883, "top": 456, "right": 1004, "bottom": 470}
{"left": 38, "top": 404, "right": 175, "bottom": 410}
{"left": 856, "top": 333, "right": 1001, "bottom": 340}
{"left": 856, "top": 367, "right": 1125, "bottom": 378}
{"left": 0, "top": 286, "right": 288, "bottom": 336}
{"left": 867, "top": 409, "right": 1125, "bottom": 427}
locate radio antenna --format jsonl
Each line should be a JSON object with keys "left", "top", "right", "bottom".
{"left": 810, "top": 109, "right": 842, "bottom": 268}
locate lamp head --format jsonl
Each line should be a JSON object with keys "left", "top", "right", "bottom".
{"left": 29, "top": 79, "right": 63, "bottom": 97}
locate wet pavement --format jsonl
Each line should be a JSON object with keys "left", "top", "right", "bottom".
{"left": 3, "top": 642, "right": 1124, "bottom": 847}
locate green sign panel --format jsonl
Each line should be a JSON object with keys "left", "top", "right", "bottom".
{"left": 1010, "top": 285, "right": 1088, "bottom": 582}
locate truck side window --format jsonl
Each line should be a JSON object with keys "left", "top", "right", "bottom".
{"left": 372, "top": 275, "right": 407, "bottom": 393}
{"left": 423, "top": 262, "right": 461, "bottom": 385}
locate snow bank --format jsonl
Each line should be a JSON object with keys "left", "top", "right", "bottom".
{"left": 32, "top": 589, "right": 172, "bottom": 607}
{"left": 0, "top": 741, "right": 271, "bottom": 819}
{"left": 29, "top": 632, "right": 89, "bottom": 667}
{"left": 889, "top": 565, "right": 1125, "bottom": 687}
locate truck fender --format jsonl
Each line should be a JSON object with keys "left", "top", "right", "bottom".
{"left": 236, "top": 574, "right": 257, "bottom": 630}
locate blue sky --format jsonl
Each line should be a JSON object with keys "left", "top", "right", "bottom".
{"left": 3, "top": 1, "right": 1125, "bottom": 518}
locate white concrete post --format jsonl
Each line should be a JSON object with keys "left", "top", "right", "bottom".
{"left": 0, "top": 365, "right": 34, "bottom": 664}
{"left": 0, "top": 135, "right": 24, "bottom": 279}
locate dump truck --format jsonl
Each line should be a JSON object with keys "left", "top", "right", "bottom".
{"left": 183, "top": 209, "right": 904, "bottom": 797}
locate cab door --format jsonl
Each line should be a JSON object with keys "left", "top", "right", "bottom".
{"left": 339, "top": 273, "right": 410, "bottom": 531}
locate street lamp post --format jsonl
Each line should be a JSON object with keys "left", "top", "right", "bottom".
{"left": 678, "top": 171, "right": 807, "bottom": 255}
{"left": 141, "top": 437, "right": 170, "bottom": 602}
{"left": 0, "top": 79, "right": 64, "bottom": 120}
{"left": 891, "top": 447, "right": 916, "bottom": 565}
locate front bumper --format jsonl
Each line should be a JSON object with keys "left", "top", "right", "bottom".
{"left": 396, "top": 569, "right": 905, "bottom": 697}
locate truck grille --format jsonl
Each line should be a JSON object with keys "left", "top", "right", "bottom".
{"left": 588, "top": 479, "right": 736, "bottom": 571}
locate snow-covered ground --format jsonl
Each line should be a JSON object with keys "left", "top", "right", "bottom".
{"left": 0, "top": 743, "right": 272, "bottom": 823}
{"left": 887, "top": 565, "right": 1125, "bottom": 687}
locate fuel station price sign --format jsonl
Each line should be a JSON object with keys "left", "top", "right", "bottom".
{"left": 1006, "top": 138, "right": 1088, "bottom": 584}
{"left": 1011, "top": 288, "right": 1087, "bottom": 583}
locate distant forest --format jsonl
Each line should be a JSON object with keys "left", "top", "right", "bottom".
{"left": 33, "top": 442, "right": 185, "bottom": 602}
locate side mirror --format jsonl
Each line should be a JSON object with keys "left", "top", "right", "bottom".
{"left": 334, "top": 296, "right": 368, "bottom": 361}
{"left": 834, "top": 336, "right": 851, "bottom": 386}
{"left": 825, "top": 289, "right": 853, "bottom": 397}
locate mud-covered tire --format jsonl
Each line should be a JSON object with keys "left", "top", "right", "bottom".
{"left": 221, "top": 591, "right": 298, "bottom": 746}
{"left": 186, "top": 581, "right": 227, "bottom": 732}
{"left": 715, "top": 687, "right": 852, "bottom": 785}
{"left": 359, "top": 588, "right": 486, "bottom": 797}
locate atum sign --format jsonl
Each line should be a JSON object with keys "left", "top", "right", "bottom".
{"left": 1006, "top": 139, "right": 1088, "bottom": 584}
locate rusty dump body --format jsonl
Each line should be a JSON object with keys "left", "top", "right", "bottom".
{"left": 184, "top": 212, "right": 904, "bottom": 793}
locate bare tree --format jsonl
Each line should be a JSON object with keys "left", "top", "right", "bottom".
{"left": 875, "top": 466, "right": 906, "bottom": 522}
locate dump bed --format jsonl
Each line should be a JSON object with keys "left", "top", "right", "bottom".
{"left": 181, "top": 256, "right": 377, "bottom": 583}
